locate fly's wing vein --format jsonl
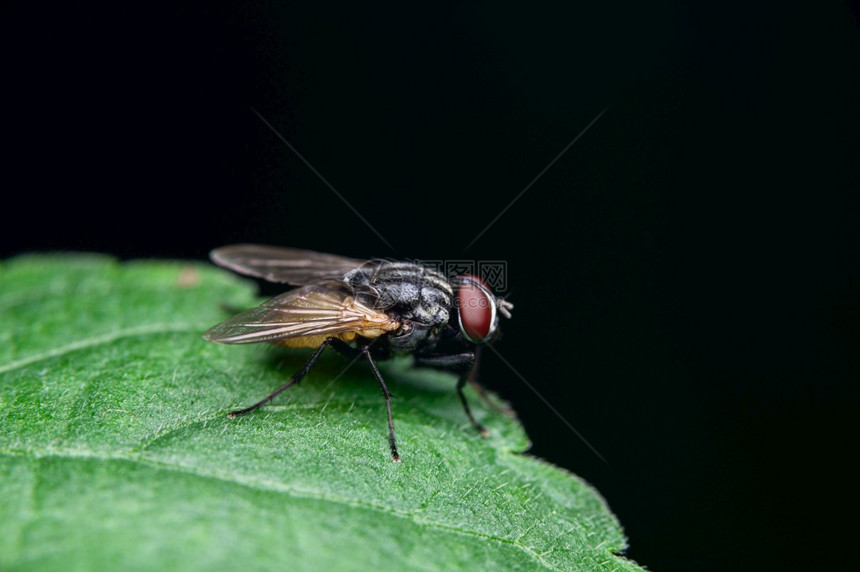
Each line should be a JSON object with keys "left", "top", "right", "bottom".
{"left": 204, "top": 282, "right": 398, "bottom": 344}
{"left": 210, "top": 244, "right": 375, "bottom": 285}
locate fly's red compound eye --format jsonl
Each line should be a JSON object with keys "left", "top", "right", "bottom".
{"left": 457, "top": 274, "right": 497, "bottom": 343}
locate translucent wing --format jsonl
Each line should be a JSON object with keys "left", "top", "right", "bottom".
{"left": 203, "top": 281, "right": 400, "bottom": 345}
{"left": 210, "top": 244, "right": 369, "bottom": 285}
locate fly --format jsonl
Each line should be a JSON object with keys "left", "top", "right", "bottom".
{"left": 204, "top": 244, "right": 513, "bottom": 462}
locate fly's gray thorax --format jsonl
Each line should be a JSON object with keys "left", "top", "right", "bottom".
{"left": 345, "top": 262, "right": 453, "bottom": 328}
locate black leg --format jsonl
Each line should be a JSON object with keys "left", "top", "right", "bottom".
{"left": 328, "top": 337, "right": 363, "bottom": 359}
{"left": 228, "top": 337, "right": 333, "bottom": 418}
{"left": 467, "top": 346, "right": 512, "bottom": 416}
{"left": 362, "top": 345, "right": 401, "bottom": 462}
{"left": 414, "top": 352, "right": 489, "bottom": 436}
{"left": 467, "top": 379, "right": 513, "bottom": 416}
{"left": 457, "top": 375, "right": 489, "bottom": 437}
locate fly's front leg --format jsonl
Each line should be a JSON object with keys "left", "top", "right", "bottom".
{"left": 467, "top": 346, "right": 513, "bottom": 416}
{"left": 414, "top": 352, "right": 489, "bottom": 437}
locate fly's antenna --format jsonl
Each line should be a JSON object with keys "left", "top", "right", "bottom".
{"left": 497, "top": 298, "right": 513, "bottom": 319}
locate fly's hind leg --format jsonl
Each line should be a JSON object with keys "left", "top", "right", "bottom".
{"left": 228, "top": 337, "right": 333, "bottom": 417}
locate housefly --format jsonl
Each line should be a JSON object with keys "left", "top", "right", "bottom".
{"left": 204, "top": 244, "right": 513, "bottom": 462}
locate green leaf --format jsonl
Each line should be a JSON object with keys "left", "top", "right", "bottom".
{"left": 0, "top": 255, "right": 642, "bottom": 571}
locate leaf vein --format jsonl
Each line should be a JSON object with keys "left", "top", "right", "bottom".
{"left": 0, "top": 323, "right": 209, "bottom": 374}
{"left": 0, "top": 447, "right": 610, "bottom": 570}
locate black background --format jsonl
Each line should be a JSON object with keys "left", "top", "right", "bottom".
{"left": 2, "top": 2, "right": 857, "bottom": 570}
